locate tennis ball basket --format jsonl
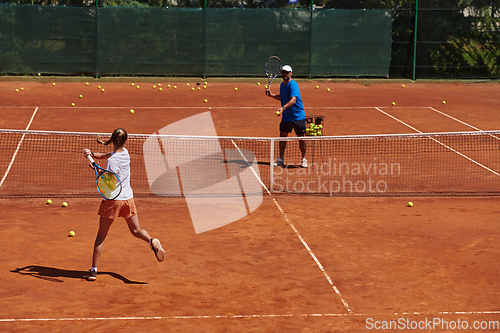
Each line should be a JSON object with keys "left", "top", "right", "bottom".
{"left": 305, "top": 115, "right": 324, "bottom": 136}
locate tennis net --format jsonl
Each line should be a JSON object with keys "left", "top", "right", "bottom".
{"left": 0, "top": 129, "right": 499, "bottom": 198}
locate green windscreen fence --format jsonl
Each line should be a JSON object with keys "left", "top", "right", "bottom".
{"left": 0, "top": 5, "right": 393, "bottom": 77}
{"left": 0, "top": 5, "right": 96, "bottom": 75}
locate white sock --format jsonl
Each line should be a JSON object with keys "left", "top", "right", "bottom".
{"left": 91, "top": 266, "right": 97, "bottom": 272}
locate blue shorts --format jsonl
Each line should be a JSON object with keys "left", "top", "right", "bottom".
{"left": 280, "top": 119, "right": 306, "bottom": 136}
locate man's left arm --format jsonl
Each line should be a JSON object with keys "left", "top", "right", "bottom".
{"left": 280, "top": 96, "right": 297, "bottom": 112}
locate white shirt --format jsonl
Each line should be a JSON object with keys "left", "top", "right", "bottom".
{"left": 106, "top": 148, "right": 134, "bottom": 200}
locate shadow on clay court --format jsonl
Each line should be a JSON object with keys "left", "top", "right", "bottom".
{"left": 11, "top": 265, "right": 148, "bottom": 284}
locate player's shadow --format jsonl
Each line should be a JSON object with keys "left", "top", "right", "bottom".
{"left": 11, "top": 265, "right": 148, "bottom": 284}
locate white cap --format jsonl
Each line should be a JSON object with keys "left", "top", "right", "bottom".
{"left": 282, "top": 65, "right": 293, "bottom": 72}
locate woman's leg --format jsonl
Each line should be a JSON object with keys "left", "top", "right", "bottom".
{"left": 125, "top": 214, "right": 166, "bottom": 262}
{"left": 92, "top": 216, "right": 115, "bottom": 268}
{"left": 125, "top": 214, "right": 151, "bottom": 242}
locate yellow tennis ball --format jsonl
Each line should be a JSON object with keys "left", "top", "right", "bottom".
{"left": 187, "top": 83, "right": 190, "bottom": 86}
{"left": 174, "top": 86, "right": 177, "bottom": 89}
{"left": 204, "top": 81, "right": 207, "bottom": 85}
{"left": 153, "top": 85, "right": 156, "bottom": 89}
{"left": 275, "top": 111, "right": 280, "bottom": 116}
{"left": 69, "top": 231, "right": 75, "bottom": 237}
{"left": 392, "top": 102, "right": 396, "bottom": 106}
{"left": 442, "top": 100, "right": 446, "bottom": 104}
{"left": 407, "top": 202, "right": 413, "bottom": 207}
{"left": 52, "top": 82, "right": 55, "bottom": 86}
{"left": 86, "top": 82, "right": 89, "bottom": 86}
{"left": 265, "top": 85, "right": 268, "bottom": 89}
{"left": 97, "top": 85, "right": 101, "bottom": 89}
{"left": 136, "top": 85, "right": 140, "bottom": 89}
{"left": 131, "top": 83, "right": 134, "bottom": 86}
{"left": 167, "top": 84, "right": 171, "bottom": 88}
{"left": 20, "top": 87, "right": 24, "bottom": 91}
{"left": 62, "top": 202, "right": 68, "bottom": 207}
{"left": 79, "top": 95, "right": 83, "bottom": 98}
{"left": 37, "top": 73, "right": 41, "bottom": 76}
{"left": 46, "top": 199, "right": 52, "bottom": 205}
{"left": 101, "top": 88, "right": 105, "bottom": 92}
{"left": 15, "top": 89, "right": 18, "bottom": 92}
{"left": 71, "top": 103, "right": 75, "bottom": 107}
{"left": 197, "top": 87, "right": 201, "bottom": 90}
{"left": 234, "top": 87, "right": 238, "bottom": 91}
{"left": 257, "top": 82, "right": 261, "bottom": 86}
{"left": 191, "top": 87, "right": 195, "bottom": 91}
{"left": 316, "top": 86, "right": 319, "bottom": 89}
{"left": 158, "top": 83, "right": 161, "bottom": 87}
{"left": 203, "top": 85, "right": 207, "bottom": 89}
{"left": 159, "top": 87, "right": 162, "bottom": 91}
{"left": 204, "top": 99, "right": 208, "bottom": 103}
{"left": 327, "top": 88, "right": 330, "bottom": 92}
{"left": 130, "top": 109, "right": 134, "bottom": 114}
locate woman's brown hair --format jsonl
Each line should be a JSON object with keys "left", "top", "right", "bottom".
{"left": 97, "top": 128, "right": 127, "bottom": 147}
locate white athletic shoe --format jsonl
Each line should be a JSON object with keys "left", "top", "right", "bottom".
{"left": 274, "top": 157, "right": 285, "bottom": 167}
{"left": 301, "top": 158, "right": 308, "bottom": 168}
{"left": 151, "top": 238, "right": 166, "bottom": 262}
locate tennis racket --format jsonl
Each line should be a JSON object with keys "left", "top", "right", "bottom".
{"left": 84, "top": 152, "right": 122, "bottom": 200}
{"left": 265, "top": 56, "right": 282, "bottom": 90}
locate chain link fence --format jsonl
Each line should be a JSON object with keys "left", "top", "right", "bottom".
{"left": 1, "top": 0, "right": 499, "bottom": 79}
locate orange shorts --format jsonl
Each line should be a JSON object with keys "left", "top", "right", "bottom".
{"left": 98, "top": 198, "right": 137, "bottom": 220}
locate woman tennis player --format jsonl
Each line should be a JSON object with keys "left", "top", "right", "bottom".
{"left": 83, "top": 128, "right": 165, "bottom": 281}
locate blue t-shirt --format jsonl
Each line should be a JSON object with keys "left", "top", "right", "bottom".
{"left": 280, "top": 79, "right": 305, "bottom": 122}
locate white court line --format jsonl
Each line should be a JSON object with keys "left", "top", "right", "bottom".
{"left": 375, "top": 107, "right": 500, "bottom": 177}
{"left": 429, "top": 107, "right": 500, "bottom": 141}
{"left": 2, "top": 310, "right": 500, "bottom": 322}
{"left": 230, "top": 140, "right": 352, "bottom": 314}
{"left": 0, "top": 106, "right": 430, "bottom": 109}
{"left": 429, "top": 107, "right": 484, "bottom": 131}
{"left": 0, "top": 107, "right": 39, "bottom": 189}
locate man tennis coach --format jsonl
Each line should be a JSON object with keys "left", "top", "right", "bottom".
{"left": 266, "top": 64, "right": 307, "bottom": 168}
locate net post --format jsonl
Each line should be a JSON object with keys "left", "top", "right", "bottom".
{"left": 270, "top": 138, "right": 275, "bottom": 193}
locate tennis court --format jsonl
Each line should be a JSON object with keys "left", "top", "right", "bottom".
{"left": 1, "top": 79, "right": 499, "bottom": 332}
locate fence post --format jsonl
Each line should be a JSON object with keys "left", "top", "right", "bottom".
{"left": 95, "top": 0, "right": 99, "bottom": 79}
{"left": 308, "top": 0, "right": 313, "bottom": 79}
{"left": 412, "top": 0, "right": 418, "bottom": 81}
{"left": 203, "top": 0, "right": 207, "bottom": 79}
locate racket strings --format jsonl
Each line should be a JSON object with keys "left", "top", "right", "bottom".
{"left": 266, "top": 57, "right": 282, "bottom": 77}
{"left": 97, "top": 171, "right": 121, "bottom": 199}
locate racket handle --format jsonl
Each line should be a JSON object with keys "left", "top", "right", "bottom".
{"left": 85, "top": 152, "right": 95, "bottom": 164}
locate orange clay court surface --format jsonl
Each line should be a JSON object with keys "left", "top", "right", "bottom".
{"left": 0, "top": 78, "right": 499, "bottom": 332}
